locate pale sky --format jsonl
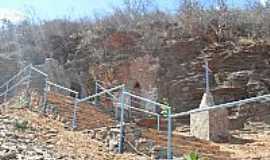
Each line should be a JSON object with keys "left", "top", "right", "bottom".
{"left": 261, "top": 0, "right": 268, "bottom": 6}
{"left": 0, "top": 0, "right": 266, "bottom": 23}
{"left": 0, "top": 0, "right": 178, "bottom": 22}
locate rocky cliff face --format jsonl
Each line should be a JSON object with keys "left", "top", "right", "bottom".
{"left": 52, "top": 24, "right": 268, "bottom": 112}
{"left": 159, "top": 40, "right": 270, "bottom": 112}
{"left": 1, "top": 19, "right": 270, "bottom": 113}
{"left": 87, "top": 38, "right": 270, "bottom": 112}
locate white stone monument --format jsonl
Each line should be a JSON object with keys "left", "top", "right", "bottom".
{"left": 190, "top": 58, "right": 229, "bottom": 142}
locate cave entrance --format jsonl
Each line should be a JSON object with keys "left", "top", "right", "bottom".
{"left": 70, "top": 82, "right": 81, "bottom": 98}
{"left": 131, "top": 81, "right": 141, "bottom": 108}
{"left": 133, "top": 82, "right": 141, "bottom": 95}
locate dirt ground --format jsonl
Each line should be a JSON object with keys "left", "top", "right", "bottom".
{"left": 6, "top": 94, "right": 270, "bottom": 160}
{"left": 3, "top": 105, "right": 144, "bottom": 160}
{"left": 220, "top": 119, "right": 270, "bottom": 160}
{"left": 47, "top": 92, "right": 115, "bottom": 130}
{"left": 143, "top": 129, "right": 232, "bottom": 160}
{"left": 168, "top": 118, "right": 270, "bottom": 160}
{"left": 47, "top": 93, "right": 270, "bottom": 159}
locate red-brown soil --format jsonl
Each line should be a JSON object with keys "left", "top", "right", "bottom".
{"left": 47, "top": 92, "right": 115, "bottom": 130}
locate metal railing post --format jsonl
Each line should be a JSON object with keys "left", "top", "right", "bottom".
{"left": 72, "top": 92, "right": 79, "bottom": 129}
{"left": 115, "top": 96, "right": 119, "bottom": 120}
{"left": 119, "top": 87, "right": 125, "bottom": 153}
{"left": 27, "top": 65, "right": 32, "bottom": 107}
{"left": 95, "top": 81, "right": 98, "bottom": 106}
{"left": 42, "top": 78, "right": 49, "bottom": 113}
{"left": 167, "top": 107, "right": 173, "bottom": 160}
{"left": 157, "top": 114, "right": 160, "bottom": 132}
{"left": 4, "top": 83, "right": 8, "bottom": 104}
{"left": 14, "top": 74, "right": 18, "bottom": 97}
{"left": 27, "top": 64, "right": 32, "bottom": 89}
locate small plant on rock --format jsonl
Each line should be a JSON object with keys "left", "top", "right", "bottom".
{"left": 184, "top": 152, "right": 200, "bottom": 160}
{"left": 17, "top": 95, "right": 29, "bottom": 107}
{"left": 14, "top": 120, "right": 28, "bottom": 132}
{"left": 160, "top": 98, "right": 171, "bottom": 118}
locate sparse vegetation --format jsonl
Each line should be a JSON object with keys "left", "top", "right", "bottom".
{"left": 184, "top": 152, "right": 200, "bottom": 160}
{"left": 1, "top": 0, "right": 270, "bottom": 67}
{"left": 14, "top": 119, "right": 28, "bottom": 131}
{"left": 17, "top": 95, "right": 29, "bottom": 107}
{"left": 160, "top": 98, "right": 171, "bottom": 117}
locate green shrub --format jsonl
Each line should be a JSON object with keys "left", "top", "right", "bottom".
{"left": 160, "top": 98, "right": 171, "bottom": 118}
{"left": 17, "top": 96, "right": 29, "bottom": 107}
{"left": 184, "top": 152, "right": 200, "bottom": 160}
{"left": 14, "top": 120, "right": 28, "bottom": 132}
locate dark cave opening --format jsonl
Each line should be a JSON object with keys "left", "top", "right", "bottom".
{"left": 70, "top": 82, "right": 81, "bottom": 98}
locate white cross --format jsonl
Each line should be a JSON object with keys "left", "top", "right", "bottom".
{"left": 203, "top": 58, "right": 212, "bottom": 93}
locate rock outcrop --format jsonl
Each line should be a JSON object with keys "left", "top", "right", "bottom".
{"left": 158, "top": 41, "right": 270, "bottom": 112}
{"left": 2, "top": 19, "right": 270, "bottom": 114}
{"left": 0, "top": 115, "right": 61, "bottom": 159}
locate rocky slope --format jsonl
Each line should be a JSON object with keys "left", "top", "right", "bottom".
{"left": 0, "top": 104, "right": 143, "bottom": 160}
{"left": 0, "top": 112, "right": 61, "bottom": 159}
{"left": 0, "top": 121, "right": 55, "bottom": 159}
{"left": 2, "top": 101, "right": 270, "bottom": 160}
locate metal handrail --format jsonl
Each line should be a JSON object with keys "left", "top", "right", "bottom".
{"left": 99, "top": 94, "right": 160, "bottom": 116}
{"left": 96, "top": 82, "right": 117, "bottom": 99}
{"left": 47, "top": 81, "right": 78, "bottom": 94}
{"left": 0, "top": 75, "right": 30, "bottom": 97}
{"left": 117, "top": 102, "right": 160, "bottom": 131}
{"left": 31, "top": 66, "right": 48, "bottom": 77}
{"left": 97, "top": 93, "right": 161, "bottom": 130}
{"left": 123, "top": 91, "right": 170, "bottom": 109}
{"left": 171, "top": 93, "right": 270, "bottom": 118}
{"left": 78, "top": 84, "right": 125, "bottom": 103}
{"left": 5, "top": 76, "right": 30, "bottom": 94}
{"left": 0, "top": 64, "right": 32, "bottom": 89}
{"left": 114, "top": 102, "right": 159, "bottom": 116}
